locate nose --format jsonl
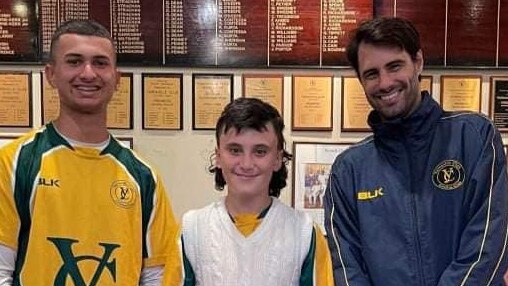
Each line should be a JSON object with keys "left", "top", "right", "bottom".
{"left": 79, "top": 62, "right": 97, "bottom": 80}
{"left": 378, "top": 71, "right": 394, "bottom": 91}
{"left": 239, "top": 154, "right": 254, "bottom": 170}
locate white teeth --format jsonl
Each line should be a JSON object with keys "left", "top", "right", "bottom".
{"left": 76, "top": 86, "right": 99, "bottom": 91}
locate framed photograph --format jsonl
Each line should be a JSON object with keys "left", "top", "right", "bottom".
{"left": 420, "top": 75, "right": 433, "bottom": 94}
{"left": 115, "top": 137, "right": 133, "bottom": 149}
{"left": 0, "top": 135, "right": 18, "bottom": 148}
{"left": 489, "top": 76, "right": 508, "bottom": 132}
{"left": 242, "top": 74, "right": 284, "bottom": 116}
{"left": 142, "top": 73, "right": 183, "bottom": 130}
{"left": 292, "top": 75, "right": 333, "bottom": 131}
{"left": 192, "top": 74, "right": 233, "bottom": 130}
{"left": 292, "top": 142, "right": 351, "bottom": 233}
{"left": 107, "top": 73, "right": 133, "bottom": 129}
{"left": 440, "top": 75, "right": 482, "bottom": 112}
{"left": 0, "top": 72, "right": 32, "bottom": 127}
{"left": 341, "top": 76, "right": 371, "bottom": 132}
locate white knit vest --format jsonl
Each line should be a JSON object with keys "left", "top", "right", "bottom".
{"left": 182, "top": 198, "right": 314, "bottom": 286}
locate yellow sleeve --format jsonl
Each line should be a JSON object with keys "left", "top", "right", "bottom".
{"left": 0, "top": 142, "right": 21, "bottom": 249}
{"left": 314, "top": 226, "right": 334, "bottom": 286}
{"left": 143, "top": 174, "right": 181, "bottom": 268}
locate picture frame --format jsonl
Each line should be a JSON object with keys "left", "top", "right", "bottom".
{"left": 242, "top": 74, "right": 284, "bottom": 116}
{"left": 292, "top": 75, "right": 333, "bottom": 131}
{"left": 440, "top": 75, "right": 482, "bottom": 112}
{"left": 142, "top": 73, "right": 183, "bottom": 130}
{"left": 192, "top": 74, "right": 233, "bottom": 130}
{"left": 0, "top": 72, "right": 32, "bottom": 127}
{"left": 489, "top": 76, "right": 508, "bottom": 132}
{"left": 341, "top": 76, "right": 371, "bottom": 132}
{"left": 292, "top": 141, "right": 351, "bottom": 233}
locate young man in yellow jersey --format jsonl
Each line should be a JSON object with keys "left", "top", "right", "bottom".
{"left": 0, "top": 20, "right": 180, "bottom": 285}
{"left": 164, "top": 98, "right": 333, "bottom": 285}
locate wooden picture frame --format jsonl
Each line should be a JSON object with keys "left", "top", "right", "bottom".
{"left": 292, "top": 75, "right": 333, "bottom": 131}
{"left": 142, "top": 73, "right": 183, "bottom": 130}
{"left": 192, "top": 74, "right": 233, "bottom": 130}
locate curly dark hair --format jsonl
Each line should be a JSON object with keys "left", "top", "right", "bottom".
{"left": 209, "top": 97, "right": 292, "bottom": 198}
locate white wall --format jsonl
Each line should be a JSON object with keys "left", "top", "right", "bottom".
{"left": 0, "top": 64, "right": 507, "bottom": 220}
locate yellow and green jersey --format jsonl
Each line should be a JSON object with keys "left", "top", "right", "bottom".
{"left": 0, "top": 123, "right": 179, "bottom": 285}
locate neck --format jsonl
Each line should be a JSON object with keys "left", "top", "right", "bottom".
{"left": 225, "top": 194, "right": 272, "bottom": 217}
{"left": 53, "top": 112, "right": 109, "bottom": 143}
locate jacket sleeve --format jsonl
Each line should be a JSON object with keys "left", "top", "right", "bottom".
{"left": 324, "top": 157, "right": 373, "bottom": 286}
{"left": 437, "top": 123, "right": 508, "bottom": 286}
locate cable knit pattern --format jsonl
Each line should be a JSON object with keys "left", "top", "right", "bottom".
{"left": 182, "top": 198, "right": 314, "bottom": 286}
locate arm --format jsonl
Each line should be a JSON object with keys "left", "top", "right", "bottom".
{"left": 0, "top": 244, "right": 15, "bottom": 286}
{"left": 324, "top": 160, "right": 373, "bottom": 286}
{"left": 437, "top": 124, "right": 508, "bottom": 285}
{"left": 143, "top": 175, "right": 182, "bottom": 284}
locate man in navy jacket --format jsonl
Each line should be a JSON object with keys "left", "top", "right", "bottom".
{"left": 324, "top": 17, "right": 508, "bottom": 286}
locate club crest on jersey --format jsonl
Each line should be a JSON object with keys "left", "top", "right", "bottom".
{"left": 110, "top": 180, "right": 136, "bottom": 208}
{"left": 432, "top": 160, "right": 465, "bottom": 190}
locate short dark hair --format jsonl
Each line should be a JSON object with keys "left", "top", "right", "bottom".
{"left": 49, "top": 19, "right": 115, "bottom": 63}
{"left": 346, "top": 17, "right": 421, "bottom": 77}
{"left": 210, "top": 98, "right": 292, "bottom": 198}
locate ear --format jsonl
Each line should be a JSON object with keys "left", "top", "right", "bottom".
{"left": 44, "top": 63, "right": 56, "bottom": 88}
{"left": 415, "top": 49, "right": 424, "bottom": 74}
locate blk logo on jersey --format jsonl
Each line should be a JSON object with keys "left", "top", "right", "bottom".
{"left": 47, "top": 237, "right": 120, "bottom": 285}
{"left": 432, "top": 160, "right": 465, "bottom": 190}
{"left": 110, "top": 180, "right": 137, "bottom": 208}
{"left": 38, "top": 177, "right": 60, "bottom": 188}
{"left": 357, "top": 187, "right": 384, "bottom": 201}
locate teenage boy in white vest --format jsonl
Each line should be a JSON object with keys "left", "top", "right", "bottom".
{"left": 164, "top": 97, "right": 333, "bottom": 285}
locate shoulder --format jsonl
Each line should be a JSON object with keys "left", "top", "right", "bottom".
{"left": 271, "top": 199, "right": 313, "bottom": 229}
{"left": 439, "top": 111, "right": 498, "bottom": 142}
{"left": 330, "top": 136, "right": 376, "bottom": 171}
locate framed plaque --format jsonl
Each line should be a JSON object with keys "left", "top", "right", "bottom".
{"left": 420, "top": 75, "right": 433, "bottom": 94}
{"left": 107, "top": 73, "right": 133, "bottom": 129}
{"left": 0, "top": 72, "right": 32, "bottom": 127}
{"left": 41, "top": 72, "right": 60, "bottom": 124}
{"left": 440, "top": 76, "right": 481, "bottom": 112}
{"left": 292, "top": 141, "right": 351, "bottom": 233}
{"left": 489, "top": 76, "right": 508, "bottom": 132}
{"left": 142, "top": 73, "right": 183, "bottom": 130}
{"left": 115, "top": 137, "right": 133, "bottom": 149}
{"left": 192, "top": 74, "right": 233, "bottom": 130}
{"left": 341, "top": 76, "right": 371, "bottom": 132}
{"left": 242, "top": 74, "right": 284, "bottom": 116}
{"left": 0, "top": 135, "right": 18, "bottom": 148}
{"left": 292, "top": 75, "right": 333, "bottom": 131}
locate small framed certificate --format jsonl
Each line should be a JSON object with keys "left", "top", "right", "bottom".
{"left": 242, "top": 74, "right": 284, "bottom": 116}
{"left": 341, "top": 76, "right": 371, "bottom": 132}
{"left": 489, "top": 76, "right": 508, "bottom": 132}
{"left": 440, "top": 75, "right": 482, "bottom": 112}
{"left": 142, "top": 73, "right": 183, "bottom": 130}
{"left": 0, "top": 72, "right": 32, "bottom": 127}
{"left": 192, "top": 74, "right": 233, "bottom": 130}
{"left": 292, "top": 75, "right": 333, "bottom": 131}
{"left": 107, "top": 73, "right": 133, "bottom": 129}
{"left": 292, "top": 141, "right": 351, "bottom": 234}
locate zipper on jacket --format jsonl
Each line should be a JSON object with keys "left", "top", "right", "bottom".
{"left": 404, "top": 136, "right": 426, "bottom": 286}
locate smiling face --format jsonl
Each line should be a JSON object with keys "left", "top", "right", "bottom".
{"left": 358, "top": 42, "right": 423, "bottom": 120}
{"left": 215, "top": 124, "right": 282, "bottom": 200}
{"left": 45, "top": 33, "right": 120, "bottom": 116}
